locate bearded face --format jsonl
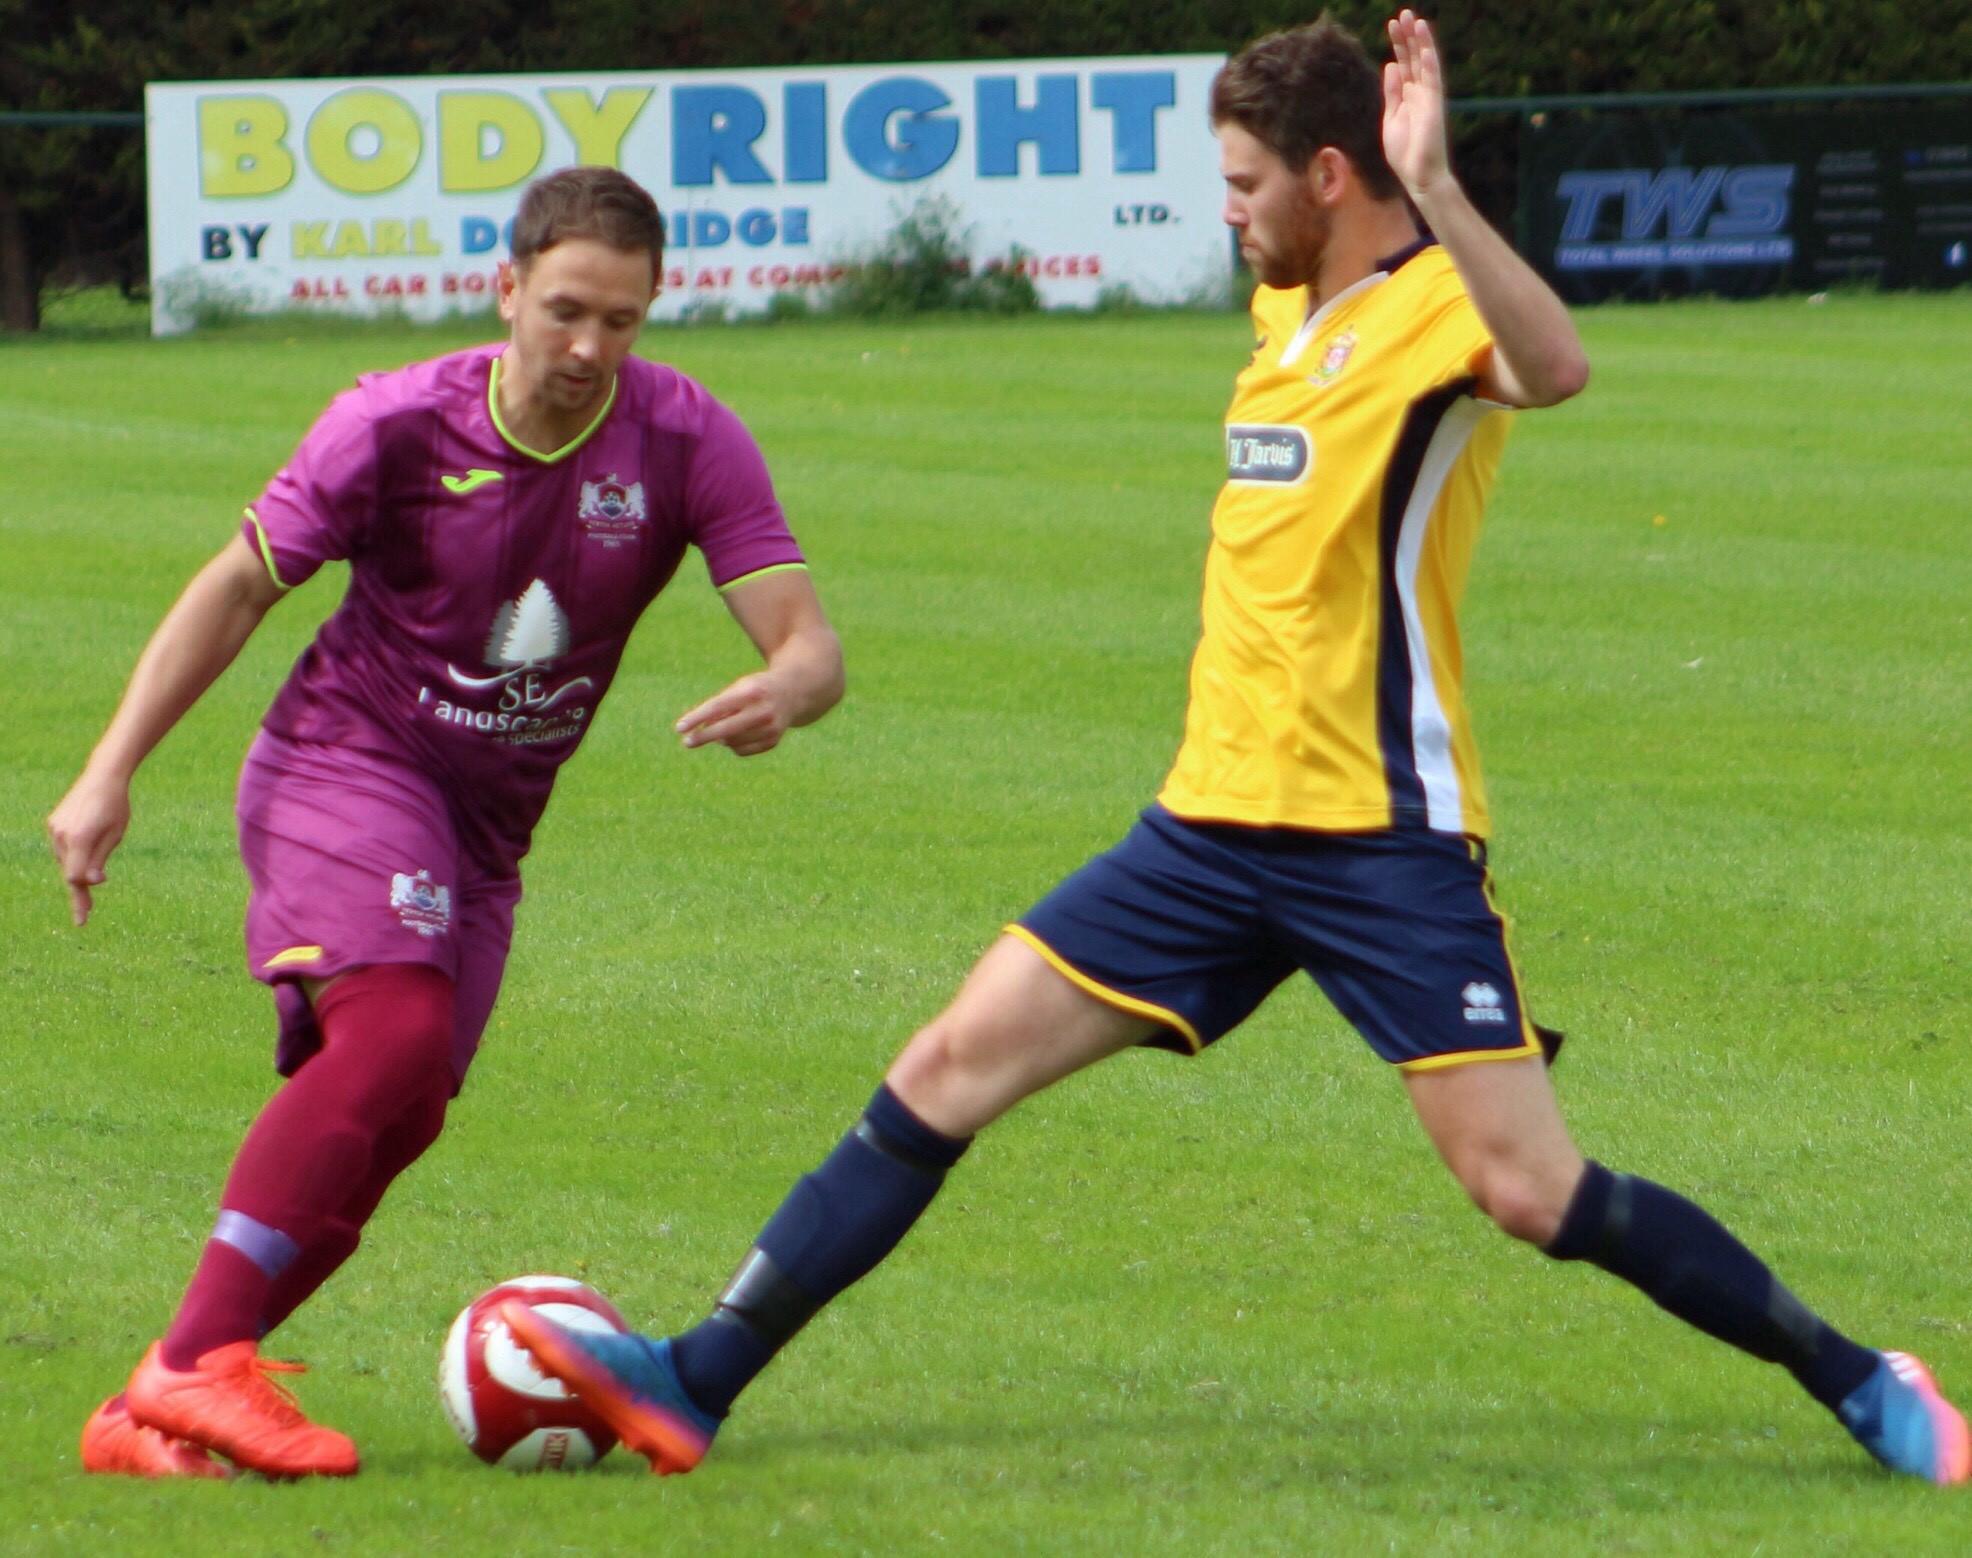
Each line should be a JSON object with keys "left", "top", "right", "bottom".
{"left": 1218, "top": 122, "right": 1334, "bottom": 291}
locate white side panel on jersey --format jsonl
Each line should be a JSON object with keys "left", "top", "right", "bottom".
{"left": 1393, "top": 396, "right": 1496, "bottom": 833}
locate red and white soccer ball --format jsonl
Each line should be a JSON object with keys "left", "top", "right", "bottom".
{"left": 440, "top": 1275, "right": 626, "bottom": 1470}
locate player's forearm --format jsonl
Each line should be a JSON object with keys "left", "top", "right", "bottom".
{"left": 765, "top": 624, "right": 845, "bottom": 729}
{"left": 1410, "top": 174, "right": 1590, "bottom": 407}
{"left": 81, "top": 548, "right": 280, "bottom": 785}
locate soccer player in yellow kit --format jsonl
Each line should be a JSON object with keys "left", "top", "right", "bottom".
{"left": 507, "top": 14, "right": 1970, "bottom": 1484}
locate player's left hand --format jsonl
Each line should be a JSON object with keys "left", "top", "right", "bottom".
{"left": 46, "top": 772, "right": 131, "bottom": 927}
{"left": 1382, "top": 10, "right": 1452, "bottom": 199}
{"left": 675, "top": 671, "right": 793, "bottom": 756}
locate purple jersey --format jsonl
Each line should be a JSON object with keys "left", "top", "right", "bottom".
{"left": 244, "top": 344, "right": 804, "bottom": 874}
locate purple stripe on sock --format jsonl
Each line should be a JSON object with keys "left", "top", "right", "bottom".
{"left": 213, "top": 1210, "right": 301, "bottom": 1280}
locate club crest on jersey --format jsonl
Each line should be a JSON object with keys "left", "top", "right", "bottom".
{"left": 1226, "top": 424, "right": 1312, "bottom": 485}
{"left": 578, "top": 473, "right": 646, "bottom": 546}
{"left": 419, "top": 579, "right": 597, "bottom": 747}
{"left": 1309, "top": 329, "right": 1357, "bottom": 386}
{"left": 390, "top": 869, "right": 453, "bottom": 936}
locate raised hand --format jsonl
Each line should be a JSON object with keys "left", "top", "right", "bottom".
{"left": 1383, "top": 9, "right": 1451, "bottom": 199}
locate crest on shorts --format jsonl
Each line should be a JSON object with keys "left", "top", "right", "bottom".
{"left": 390, "top": 869, "right": 453, "bottom": 937}
{"left": 1309, "top": 328, "right": 1356, "bottom": 386}
{"left": 578, "top": 473, "right": 646, "bottom": 545}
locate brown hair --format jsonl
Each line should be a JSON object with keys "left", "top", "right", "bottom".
{"left": 1210, "top": 17, "right": 1401, "bottom": 200}
{"left": 511, "top": 166, "right": 665, "bottom": 279}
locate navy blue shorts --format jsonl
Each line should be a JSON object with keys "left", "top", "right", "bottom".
{"left": 1011, "top": 804, "right": 1542, "bottom": 1072}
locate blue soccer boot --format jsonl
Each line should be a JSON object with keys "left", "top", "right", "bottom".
{"left": 1838, "top": 1350, "right": 1970, "bottom": 1486}
{"left": 501, "top": 1302, "right": 721, "bottom": 1474}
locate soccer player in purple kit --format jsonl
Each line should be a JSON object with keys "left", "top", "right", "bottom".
{"left": 504, "top": 15, "right": 1969, "bottom": 1488}
{"left": 48, "top": 166, "right": 844, "bottom": 1480}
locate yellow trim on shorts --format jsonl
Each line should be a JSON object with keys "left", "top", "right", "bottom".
{"left": 264, "top": 945, "right": 325, "bottom": 970}
{"left": 1003, "top": 924, "right": 1203, "bottom": 1054}
{"left": 716, "top": 561, "right": 810, "bottom": 595}
{"left": 1470, "top": 836, "right": 1542, "bottom": 1050}
{"left": 1395, "top": 837, "right": 1543, "bottom": 1073}
{"left": 1397, "top": 1036, "right": 1544, "bottom": 1074}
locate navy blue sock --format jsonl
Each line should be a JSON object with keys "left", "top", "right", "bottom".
{"left": 1546, "top": 1161, "right": 1878, "bottom": 1411}
{"left": 670, "top": 1084, "right": 971, "bottom": 1417}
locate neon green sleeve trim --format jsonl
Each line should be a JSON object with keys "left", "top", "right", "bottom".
{"left": 243, "top": 507, "right": 291, "bottom": 590}
{"left": 714, "top": 561, "right": 810, "bottom": 595}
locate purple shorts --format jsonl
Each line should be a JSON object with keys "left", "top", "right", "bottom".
{"left": 237, "top": 729, "right": 520, "bottom": 1090}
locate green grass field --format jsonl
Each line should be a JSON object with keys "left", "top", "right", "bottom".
{"left": 3, "top": 291, "right": 1969, "bottom": 1553}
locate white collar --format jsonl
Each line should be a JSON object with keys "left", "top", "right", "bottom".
{"left": 1277, "top": 269, "right": 1387, "bottom": 368}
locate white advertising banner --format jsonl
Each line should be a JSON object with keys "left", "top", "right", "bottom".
{"left": 144, "top": 55, "right": 1231, "bottom": 334}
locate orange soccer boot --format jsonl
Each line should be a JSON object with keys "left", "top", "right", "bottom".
{"left": 125, "top": 1341, "right": 359, "bottom": 1478}
{"left": 80, "top": 1395, "right": 231, "bottom": 1479}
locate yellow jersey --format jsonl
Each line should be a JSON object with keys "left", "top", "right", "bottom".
{"left": 1158, "top": 242, "right": 1512, "bottom": 838}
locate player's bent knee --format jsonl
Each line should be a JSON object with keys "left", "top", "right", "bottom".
{"left": 1473, "top": 1168, "right": 1569, "bottom": 1247}
{"left": 1441, "top": 1147, "right": 1570, "bottom": 1246}
{"left": 393, "top": 1086, "right": 450, "bottom": 1158}
{"left": 897, "top": 1007, "right": 1002, "bottom": 1093}
{"left": 887, "top": 1004, "right": 1041, "bottom": 1136}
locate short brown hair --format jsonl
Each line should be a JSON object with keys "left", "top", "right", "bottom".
{"left": 511, "top": 166, "right": 665, "bottom": 279}
{"left": 1210, "top": 17, "right": 1401, "bottom": 200}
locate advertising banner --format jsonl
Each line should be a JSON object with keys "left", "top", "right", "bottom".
{"left": 145, "top": 56, "right": 1231, "bottom": 334}
{"left": 1518, "top": 102, "right": 1972, "bottom": 301}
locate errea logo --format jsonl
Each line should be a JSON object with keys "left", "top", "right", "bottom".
{"left": 1461, "top": 982, "right": 1509, "bottom": 1024}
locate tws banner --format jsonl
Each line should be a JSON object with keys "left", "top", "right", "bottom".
{"left": 145, "top": 57, "right": 1231, "bottom": 333}
{"left": 1517, "top": 102, "right": 1972, "bottom": 301}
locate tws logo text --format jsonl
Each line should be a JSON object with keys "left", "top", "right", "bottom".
{"left": 1554, "top": 164, "right": 1795, "bottom": 271}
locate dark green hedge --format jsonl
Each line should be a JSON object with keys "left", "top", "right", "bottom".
{"left": 73, "top": 1, "right": 1945, "bottom": 96}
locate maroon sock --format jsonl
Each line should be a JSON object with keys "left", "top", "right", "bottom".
{"left": 254, "top": 1219, "right": 361, "bottom": 1344}
{"left": 160, "top": 963, "right": 454, "bottom": 1370}
{"left": 258, "top": 1086, "right": 449, "bottom": 1339}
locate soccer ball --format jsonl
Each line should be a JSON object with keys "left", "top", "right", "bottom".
{"left": 440, "top": 1275, "right": 626, "bottom": 1470}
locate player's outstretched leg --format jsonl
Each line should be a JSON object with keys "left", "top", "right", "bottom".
{"left": 513, "top": 936, "right": 1151, "bottom": 1472}
{"left": 1409, "top": 1056, "right": 1969, "bottom": 1484}
{"left": 80, "top": 1394, "right": 231, "bottom": 1479}
{"left": 507, "top": 1079, "right": 969, "bottom": 1474}
{"left": 1548, "top": 1161, "right": 1969, "bottom": 1484}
